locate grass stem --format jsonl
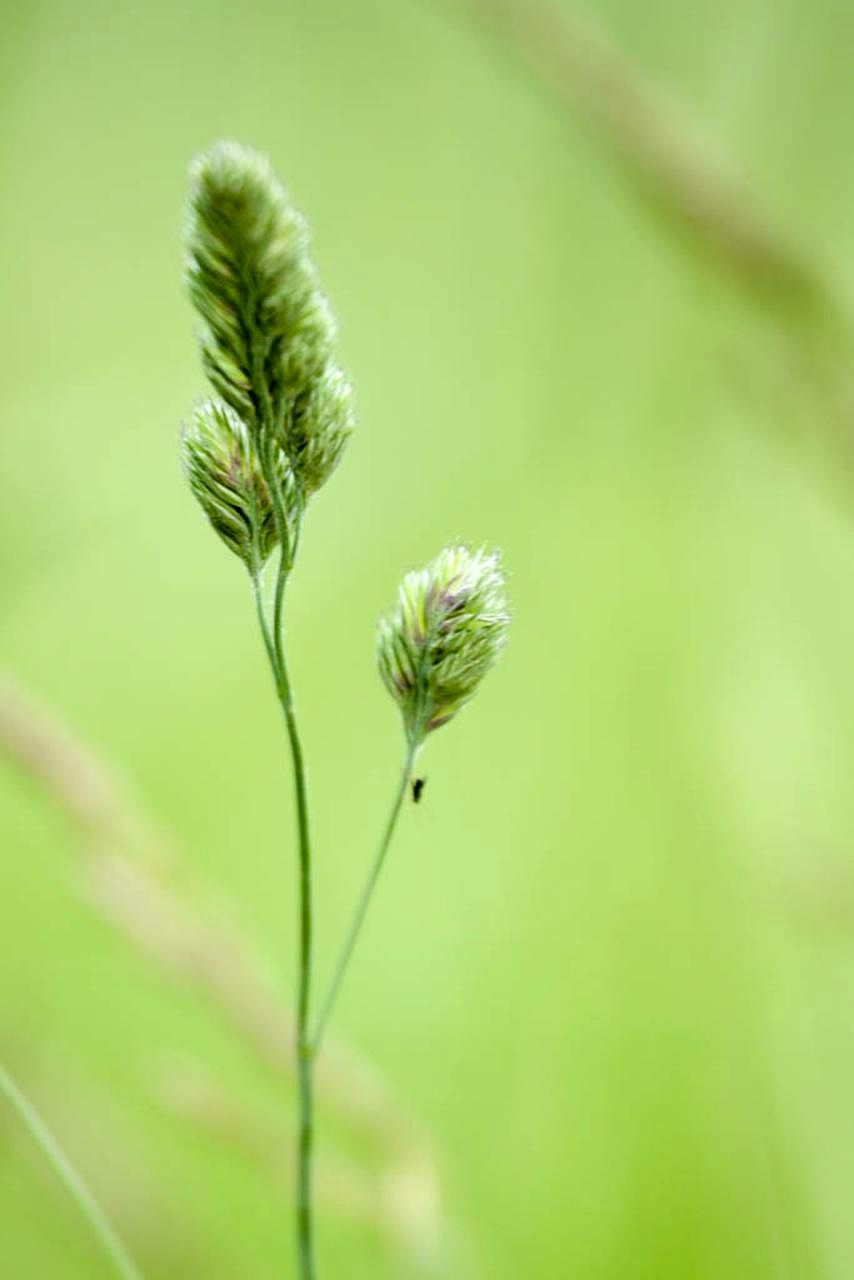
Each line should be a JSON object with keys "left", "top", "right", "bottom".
{"left": 312, "top": 741, "right": 417, "bottom": 1053}
{"left": 252, "top": 560, "right": 316, "bottom": 1280}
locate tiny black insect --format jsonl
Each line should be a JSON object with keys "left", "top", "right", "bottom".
{"left": 411, "top": 776, "right": 426, "bottom": 803}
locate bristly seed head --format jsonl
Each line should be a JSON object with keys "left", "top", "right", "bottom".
{"left": 181, "top": 400, "right": 292, "bottom": 569}
{"left": 182, "top": 140, "right": 354, "bottom": 555}
{"left": 377, "top": 546, "right": 510, "bottom": 745}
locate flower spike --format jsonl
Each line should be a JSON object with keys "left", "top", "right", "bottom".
{"left": 377, "top": 546, "right": 510, "bottom": 745}
{"left": 181, "top": 399, "right": 292, "bottom": 569}
{"left": 184, "top": 141, "right": 353, "bottom": 504}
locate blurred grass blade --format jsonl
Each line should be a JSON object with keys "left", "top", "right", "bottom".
{"left": 0, "top": 1065, "right": 144, "bottom": 1280}
{"left": 0, "top": 671, "right": 442, "bottom": 1234}
{"left": 152, "top": 1053, "right": 443, "bottom": 1273}
{"left": 453, "top": 0, "right": 854, "bottom": 485}
{"left": 456, "top": 0, "right": 842, "bottom": 319}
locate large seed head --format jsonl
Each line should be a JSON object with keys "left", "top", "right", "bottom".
{"left": 184, "top": 142, "right": 353, "bottom": 500}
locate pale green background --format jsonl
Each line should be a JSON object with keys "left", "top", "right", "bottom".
{"left": 4, "top": 0, "right": 854, "bottom": 1276}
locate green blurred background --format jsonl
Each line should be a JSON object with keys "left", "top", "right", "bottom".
{"left": 5, "top": 0, "right": 854, "bottom": 1275}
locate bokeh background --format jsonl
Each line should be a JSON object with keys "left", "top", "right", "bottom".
{"left": 4, "top": 0, "right": 854, "bottom": 1276}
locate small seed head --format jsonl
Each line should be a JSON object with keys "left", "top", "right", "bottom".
{"left": 290, "top": 364, "right": 355, "bottom": 497}
{"left": 377, "top": 546, "right": 510, "bottom": 744}
{"left": 181, "top": 400, "right": 291, "bottom": 569}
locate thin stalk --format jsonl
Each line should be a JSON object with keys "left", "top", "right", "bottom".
{"left": 312, "top": 740, "right": 417, "bottom": 1052}
{"left": 278, "top": 642, "right": 315, "bottom": 1280}
{"left": 250, "top": 561, "right": 279, "bottom": 679}
{"left": 251, "top": 549, "right": 316, "bottom": 1280}
{"left": 0, "top": 1065, "right": 144, "bottom": 1280}
{"left": 251, "top": 349, "right": 316, "bottom": 1275}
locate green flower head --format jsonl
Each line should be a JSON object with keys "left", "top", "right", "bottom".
{"left": 181, "top": 399, "right": 292, "bottom": 569}
{"left": 184, "top": 141, "right": 353, "bottom": 503}
{"left": 377, "top": 546, "right": 510, "bottom": 745}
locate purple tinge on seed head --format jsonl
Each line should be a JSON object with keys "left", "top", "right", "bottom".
{"left": 376, "top": 545, "right": 509, "bottom": 743}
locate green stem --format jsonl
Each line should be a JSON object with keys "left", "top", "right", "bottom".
{"left": 248, "top": 286, "right": 316, "bottom": 1277}
{"left": 251, "top": 558, "right": 316, "bottom": 1280}
{"left": 279, "top": 645, "right": 314, "bottom": 1280}
{"left": 0, "top": 1065, "right": 144, "bottom": 1280}
{"left": 312, "top": 740, "right": 417, "bottom": 1052}
{"left": 250, "top": 562, "right": 279, "bottom": 677}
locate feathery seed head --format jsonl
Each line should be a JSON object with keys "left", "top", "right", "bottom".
{"left": 290, "top": 364, "right": 356, "bottom": 496}
{"left": 377, "top": 546, "right": 510, "bottom": 745}
{"left": 184, "top": 141, "right": 352, "bottom": 504}
{"left": 181, "top": 400, "right": 291, "bottom": 569}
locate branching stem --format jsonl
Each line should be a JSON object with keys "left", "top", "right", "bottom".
{"left": 312, "top": 739, "right": 418, "bottom": 1053}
